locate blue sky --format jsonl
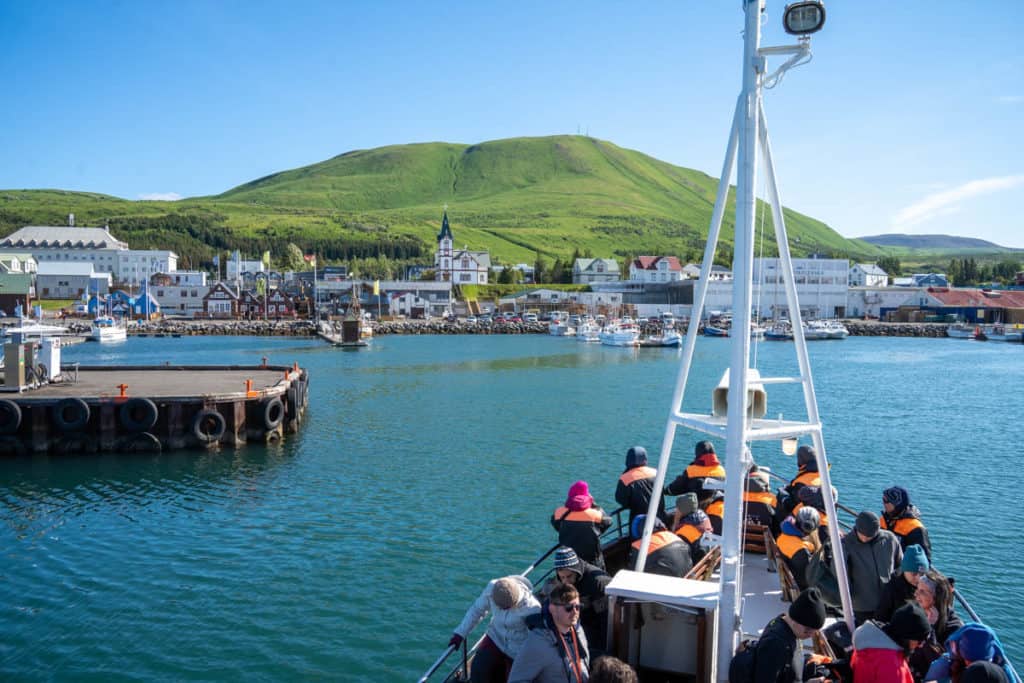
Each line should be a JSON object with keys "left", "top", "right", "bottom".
{"left": 1, "top": 1, "right": 1021, "bottom": 247}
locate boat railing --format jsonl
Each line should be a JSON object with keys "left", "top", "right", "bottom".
{"left": 418, "top": 507, "right": 631, "bottom": 683}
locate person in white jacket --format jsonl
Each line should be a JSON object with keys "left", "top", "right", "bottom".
{"left": 449, "top": 575, "right": 541, "bottom": 683}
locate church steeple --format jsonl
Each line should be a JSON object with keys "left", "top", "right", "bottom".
{"left": 437, "top": 209, "right": 453, "bottom": 242}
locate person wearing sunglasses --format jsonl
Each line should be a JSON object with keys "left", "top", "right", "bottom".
{"left": 509, "top": 583, "right": 590, "bottom": 683}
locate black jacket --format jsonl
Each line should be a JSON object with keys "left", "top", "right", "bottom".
{"left": 753, "top": 616, "right": 803, "bottom": 683}
{"left": 615, "top": 465, "right": 665, "bottom": 523}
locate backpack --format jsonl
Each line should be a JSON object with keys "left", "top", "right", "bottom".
{"left": 728, "top": 638, "right": 759, "bottom": 683}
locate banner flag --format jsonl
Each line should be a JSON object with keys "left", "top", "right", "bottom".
{"left": 373, "top": 280, "right": 380, "bottom": 296}
{"left": 262, "top": 250, "right": 271, "bottom": 267}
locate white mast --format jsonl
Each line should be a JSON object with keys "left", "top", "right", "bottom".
{"left": 631, "top": 2, "right": 853, "bottom": 680}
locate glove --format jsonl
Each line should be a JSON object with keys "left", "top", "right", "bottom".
{"left": 448, "top": 633, "right": 463, "bottom": 649}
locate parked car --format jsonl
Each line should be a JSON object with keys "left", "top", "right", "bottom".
{"left": 465, "top": 316, "right": 477, "bottom": 324}
{"left": 478, "top": 314, "right": 493, "bottom": 325}
{"left": 509, "top": 315, "right": 522, "bottom": 323}
{"left": 524, "top": 313, "right": 538, "bottom": 323}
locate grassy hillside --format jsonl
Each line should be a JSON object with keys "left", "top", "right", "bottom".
{"left": 0, "top": 135, "right": 882, "bottom": 270}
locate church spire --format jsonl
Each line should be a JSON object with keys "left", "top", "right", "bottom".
{"left": 437, "top": 207, "right": 453, "bottom": 242}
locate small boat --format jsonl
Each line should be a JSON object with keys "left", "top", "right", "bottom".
{"left": 803, "top": 320, "right": 847, "bottom": 340}
{"left": 639, "top": 330, "right": 683, "bottom": 347}
{"left": 946, "top": 322, "right": 974, "bottom": 339}
{"left": 599, "top": 321, "right": 640, "bottom": 347}
{"left": 548, "top": 319, "right": 575, "bottom": 336}
{"left": 575, "top": 320, "right": 602, "bottom": 343}
{"left": 703, "top": 324, "right": 729, "bottom": 337}
{"left": 89, "top": 316, "right": 128, "bottom": 343}
{"left": 3, "top": 322, "right": 72, "bottom": 341}
{"left": 750, "top": 323, "right": 767, "bottom": 339}
{"left": 982, "top": 324, "right": 1024, "bottom": 343}
{"left": 764, "top": 322, "right": 793, "bottom": 341}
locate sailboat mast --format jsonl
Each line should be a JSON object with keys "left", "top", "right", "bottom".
{"left": 716, "top": 2, "right": 763, "bottom": 675}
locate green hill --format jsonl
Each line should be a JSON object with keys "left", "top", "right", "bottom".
{"left": 0, "top": 135, "right": 881, "bottom": 270}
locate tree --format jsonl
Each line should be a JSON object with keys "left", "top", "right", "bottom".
{"left": 283, "top": 243, "right": 306, "bottom": 271}
{"left": 877, "top": 256, "right": 901, "bottom": 276}
{"left": 534, "top": 253, "right": 548, "bottom": 285}
{"left": 498, "top": 266, "right": 515, "bottom": 284}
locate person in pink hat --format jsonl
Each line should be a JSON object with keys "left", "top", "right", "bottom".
{"left": 551, "top": 480, "right": 612, "bottom": 569}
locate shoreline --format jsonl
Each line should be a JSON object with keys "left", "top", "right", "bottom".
{"left": 94, "top": 319, "right": 959, "bottom": 338}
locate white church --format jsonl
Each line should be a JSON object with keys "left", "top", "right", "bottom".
{"left": 434, "top": 210, "right": 490, "bottom": 284}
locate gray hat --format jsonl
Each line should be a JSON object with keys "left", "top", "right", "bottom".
{"left": 855, "top": 511, "right": 880, "bottom": 538}
{"left": 492, "top": 577, "right": 521, "bottom": 610}
{"left": 675, "top": 492, "right": 700, "bottom": 516}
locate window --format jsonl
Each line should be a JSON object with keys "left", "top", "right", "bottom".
{"left": 596, "top": 263, "right": 604, "bottom": 273}
{"left": 462, "top": 258, "right": 469, "bottom": 268}
{"left": 459, "top": 273, "right": 471, "bottom": 282}
{"left": 157, "top": 290, "right": 164, "bottom": 297}
{"left": 181, "top": 290, "right": 187, "bottom": 297}
{"left": 191, "top": 290, "right": 198, "bottom": 297}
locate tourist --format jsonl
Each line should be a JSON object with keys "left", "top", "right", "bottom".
{"left": 615, "top": 446, "right": 664, "bottom": 525}
{"left": 775, "top": 507, "right": 821, "bottom": 591}
{"left": 509, "top": 583, "right": 589, "bottom": 683}
{"left": 841, "top": 511, "right": 903, "bottom": 625}
{"left": 850, "top": 602, "right": 932, "bottom": 682}
{"left": 743, "top": 464, "right": 778, "bottom": 531}
{"left": 881, "top": 486, "right": 932, "bottom": 560}
{"left": 744, "top": 587, "right": 827, "bottom": 683}
{"left": 791, "top": 485, "right": 835, "bottom": 544}
{"left": 925, "top": 622, "right": 1014, "bottom": 683}
{"left": 784, "top": 445, "right": 822, "bottom": 505}
{"left": 664, "top": 440, "right": 725, "bottom": 505}
{"left": 908, "top": 569, "right": 963, "bottom": 682}
{"left": 588, "top": 656, "right": 637, "bottom": 683}
{"left": 672, "top": 493, "right": 715, "bottom": 566}
{"left": 960, "top": 661, "right": 1010, "bottom": 683}
{"left": 545, "top": 546, "right": 610, "bottom": 655}
{"left": 449, "top": 575, "right": 541, "bottom": 683}
{"left": 627, "top": 514, "right": 691, "bottom": 578}
{"left": 705, "top": 490, "right": 725, "bottom": 535}
{"left": 875, "top": 543, "right": 929, "bottom": 622}
{"left": 551, "top": 481, "right": 613, "bottom": 569}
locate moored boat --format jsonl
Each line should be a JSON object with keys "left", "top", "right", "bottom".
{"left": 89, "top": 316, "right": 128, "bottom": 342}
{"left": 639, "top": 329, "right": 682, "bottom": 347}
{"left": 946, "top": 322, "right": 974, "bottom": 339}
{"left": 599, "top": 321, "right": 640, "bottom": 347}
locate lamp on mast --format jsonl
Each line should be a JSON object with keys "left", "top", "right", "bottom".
{"left": 783, "top": 1, "right": 826, "bottom": 36}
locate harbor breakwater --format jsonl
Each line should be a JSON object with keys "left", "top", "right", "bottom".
{"left": 112, "top": 319, "right": 955, "bottom": 338}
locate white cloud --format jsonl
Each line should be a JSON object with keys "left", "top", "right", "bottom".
{"left": 891, "top": 175, "right": 1024, "bottom": 229}
{"left": 137, "top": 192, "right": 182, "bottom": 201}
{"left": 996, "top": 95, "right": 1024, "bottom": 103}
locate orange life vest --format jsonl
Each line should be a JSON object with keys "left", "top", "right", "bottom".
{"left": 881, "top": 516, "right": 924, "bottom": 537}
{"left": 789, "top": 471, "right": 821, "bottom": 489}
{"left": 792, "top": 503, "right": 828, "bottom": 528}
{"left": 743, "top": 491, "right": 778, "bottom": 507}
{"left": 706, "top": 499, "right": 724, "bottom": 519}
{"left": 686, "top": 463, "right": 726, "bottom": 480}
{"left": 552, "top": 507, "right": 605, "bottom": 524}
{"left": 631, "top": 530, "right": 683, "bottom": 553}
{"left": 777, "top": 532, "right": 814, "bottom": 559}
{"left": 675, "top": 523, "right": 703, "bottom": 544}
{"left": 619, "top": 466, "right": 657, "bottom": 486}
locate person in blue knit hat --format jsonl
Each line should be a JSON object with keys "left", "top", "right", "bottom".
{"left": 875, "top": 543, "right": 929, "bottom": 622}
{"left": 925, "top": 622, "right": 1014, "bottom": 683}
{"left": 881, "top": 485, "right": 932, "bottom": 560}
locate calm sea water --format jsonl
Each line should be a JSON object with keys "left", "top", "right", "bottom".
{"left": 0, "top": 334, "right": 1021, "bottom": 680}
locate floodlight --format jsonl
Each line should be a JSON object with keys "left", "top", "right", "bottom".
{"left": 783, "top": 1, "right": 826, "bottom": 35}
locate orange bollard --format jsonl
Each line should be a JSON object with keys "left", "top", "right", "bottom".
{"left": 117, "top": 383, "right": 128, "bottom": 397}
{"left": 245, "top": 379, "right": 253, "bottom": 393}
{"left": 283, "top": 369, "right": 290, "bottom": 380}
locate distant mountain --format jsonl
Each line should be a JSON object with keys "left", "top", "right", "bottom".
{"left": 859, "top": 233, "right": 1009, "bottom": 250}
{"left": 0, "top": 135, "right": 881, "bottom": 267}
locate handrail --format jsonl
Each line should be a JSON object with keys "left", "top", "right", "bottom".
{"left": 418, "top": 508, "right": 630, "bottom": 683}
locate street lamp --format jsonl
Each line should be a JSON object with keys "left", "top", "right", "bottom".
{"left": 783, "top": 1, "right": 826, "bottom": 36}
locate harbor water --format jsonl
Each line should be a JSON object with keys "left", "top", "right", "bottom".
{"left": 1, "top": 334, "right": 1021, "bottom": 680}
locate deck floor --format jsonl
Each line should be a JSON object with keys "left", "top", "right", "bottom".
{"left": 15, "top": 368, "right": 286, "bottom": 399}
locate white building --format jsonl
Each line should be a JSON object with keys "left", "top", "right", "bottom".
{"left": 572, "top": 258, "right": 620, "bottom": 284}
{"left": 434, "top": 211, "right": 489, "bottom": 284}
{"left": 846, "top": 286, "right": 924, "bottom": 319}
{"left": 849, "top": 263, "right": 889, "bottom": 287}
{"left": 153, "top": 283, "right": 210, "bottom": 317}
{"left": 629, "top": 256, "right": 683, "bottom": 283}
{"left": 701, "top": 257, "right": 849, "bottom": 319}
{"left": 36, "top": 262, "right": 111, "bottom": 299}
{"left": 0, "top": 222, "right": 177, "bottom": 283}
{"left": 227, "top": 259, "right": 266, "bottom": 279}
{"left": 682, "top": 263, "right": 733, "bottom": 281}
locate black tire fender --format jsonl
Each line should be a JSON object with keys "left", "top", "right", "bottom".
{"left": 263, "top": 396, "right": 284, "bottom": 430}
{"left": 119, "top": 397, "right": 159, "bottom": 433}
{"left": 120, "top": 432, "right": 162, "bottom": 454}
{"left": 54, "top": 398, "right": 90, "bottom": 432}
{"left": 0, "top": 399, "right": 22, "bottom": 435}
{"left": 192, "top": 409, "right": 226, "bottom": 444}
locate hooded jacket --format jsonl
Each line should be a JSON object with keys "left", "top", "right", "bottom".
{"left": 508, "top": 605, "right": 590, "bottom": 683}
{"left": 455, "top": 575, "right": 541, "bottom": 659}
{"left": 881, "top": 504, "right": 931, "bottom": 560}
{"left": 615, "top": 450, "right": 665, "bottom": 523}
{"left": 776, "top": 519, "right": 815, "bottom": 591}
{"left": 840, "top": 528, "right": 903, "bottom": 613}
{"left": 851, "top": 620, "right": 915, "bottom": 683}
{"left": 664, "top": 453, "right": 726, "bottom": 502}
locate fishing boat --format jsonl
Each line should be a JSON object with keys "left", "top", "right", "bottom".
{"left": 703, "top": 324, "right": 730, "bottom": 338}
{"left": 599, "top": 321, "right": 640, "bottom": 347}
{"left": 575, "top": 319, "right": 602, "bottom": 343}
{"left": 89, "top": 316, "right": 128, "bottom": 342}
{"left": 981, "top": 324, "right": 1023, "bottom": 343}
{"left": 764, "top": 321, "right": 794, "bottom": 341}
{"left": 945, "top": 322, "right": 974, "bottom": 339}
{"left": 639, "top": 329, "right": 683, "bottom": 347}
{"left": 421, "top": 4, "right": 1018, "bottom": 682}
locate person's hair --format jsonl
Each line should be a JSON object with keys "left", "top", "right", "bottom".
{"left": 925, "top": 569, "right": 955, "bottom": 637}
{"left": 589, "top": 656, "right": 639, "bottom": 683}
{"left": 548, "top": 582, "right": 579, "bottom": 605}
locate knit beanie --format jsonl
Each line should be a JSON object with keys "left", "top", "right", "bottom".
{"left": 885, "top": 603, "right": 931, "bottom": 644}
{"left": 675, "top": 493, "right": 699, "bottom": 516}
{"left": 884, "top": 486, "right": 910, "bottom": 514}
{"left": 625, "top": 446, "right": 648, "bottom": 469}
{"left": 957, "top": 624, "right": 999, "bottom": 663}
{"left": 492, "top": 577, "right": 521, "bottom": 610}
{"left": 566, "top": 480, "right": 595, "bottom": 512}
{"left": 901, "top": 544, "right": 929, "bottom": 574}
{"left": 855, "top": 511, "right": 880, "bottom": 538}
{"left": 630, "top": 514, "right": 665, "bottom": 539}
{"left": 788, "top": 587, "right": 827, "bottom": 630}
{"left": 797, "top": 445, "right": 818, "bottom": 470}
{"left": 961, "top": 662, "right": 1009, "bottom": 683}
{"left": 553, "top": 547, "right": 583, "bottom": 576}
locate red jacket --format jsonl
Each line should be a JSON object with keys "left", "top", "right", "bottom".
{"left": 851, "top": 621, "right": 914, "bottom": 683}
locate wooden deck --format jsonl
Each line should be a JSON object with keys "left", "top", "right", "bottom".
{"left": 20, "top": 366, "right": 288, "bottom": 402}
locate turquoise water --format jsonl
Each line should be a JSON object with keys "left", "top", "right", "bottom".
{"left": 0, "top": 334, "right": 1021, "bottom": 680}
